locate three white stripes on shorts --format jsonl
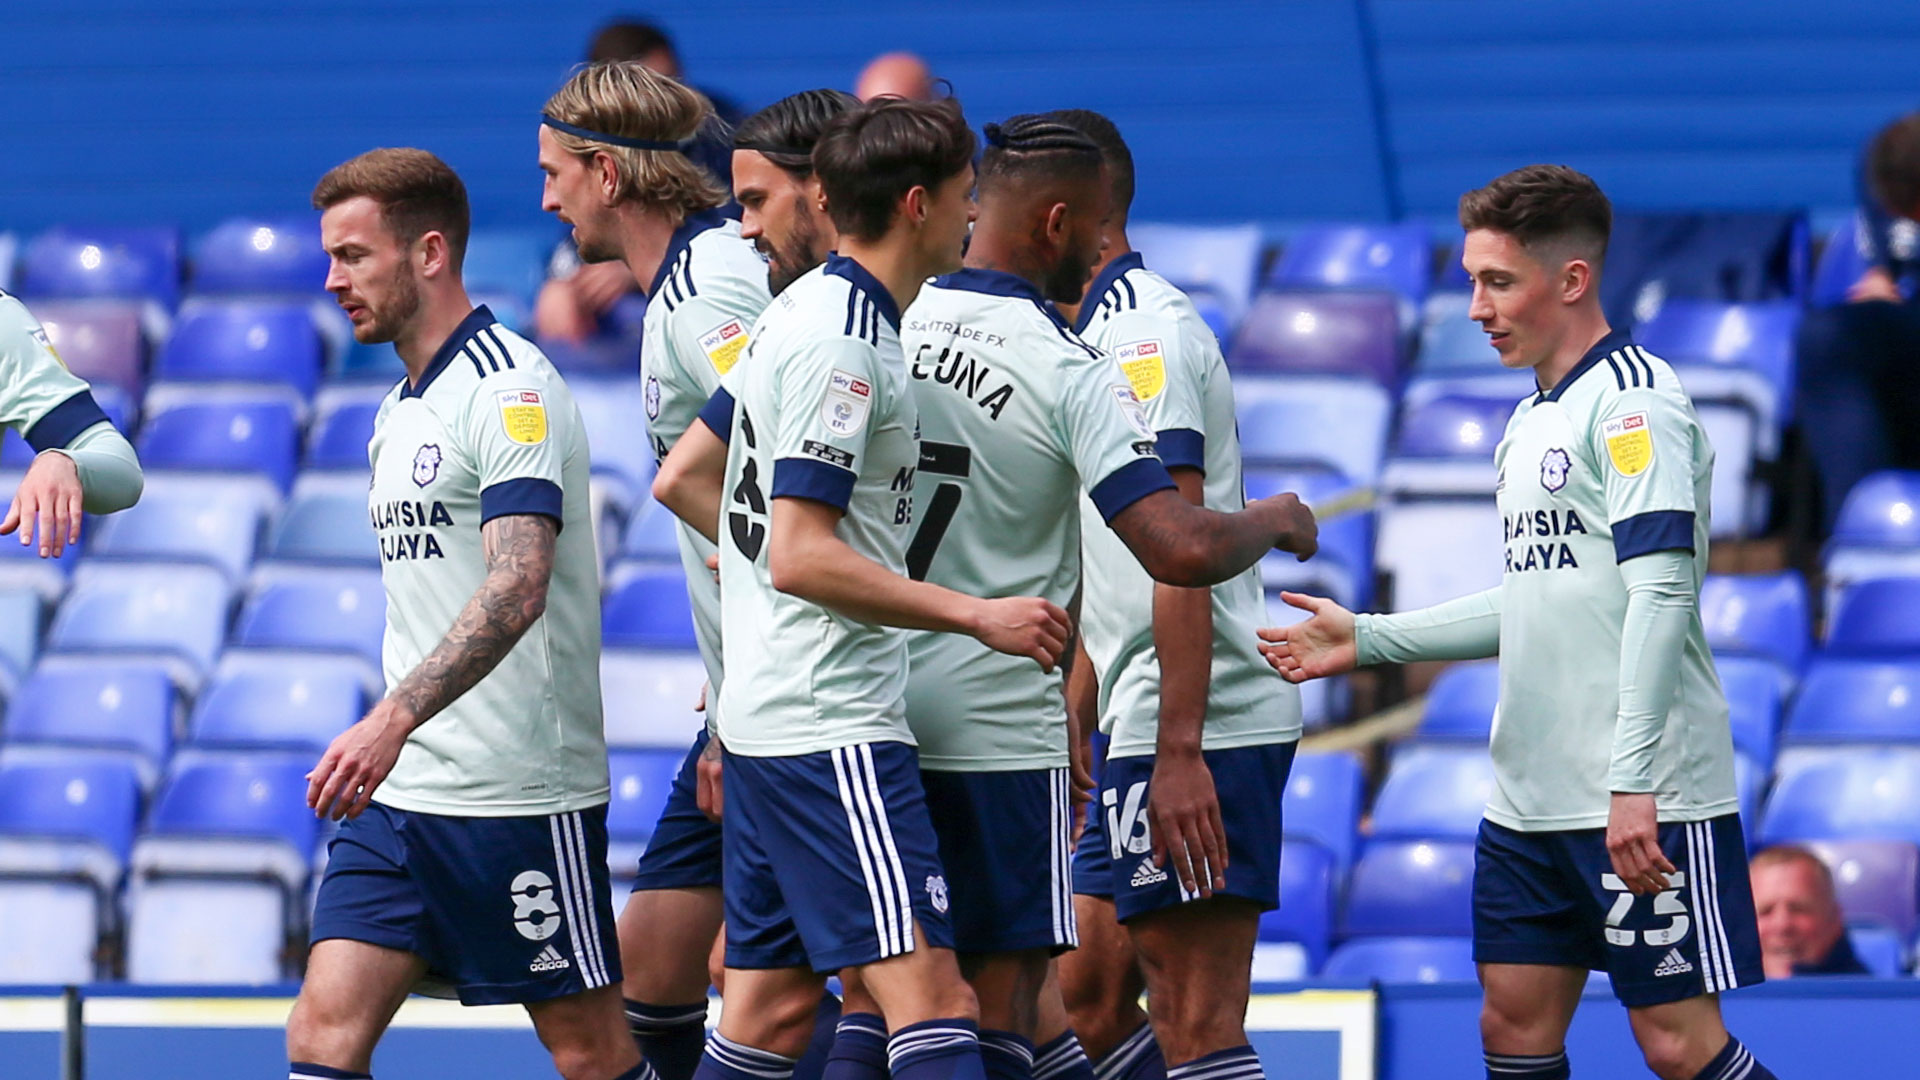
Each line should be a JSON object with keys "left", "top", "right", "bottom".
{"left": 1049, "top": 767, "right": 1079, "bottom": 949}
{"left": 832, "top": 745, "right": 917, "bottom": 959}
{"left": 1685, "top": 820, "right": 1742, "bottom": 993}
{"left": 547, "top": 810, "right": 612, "bottom": 988}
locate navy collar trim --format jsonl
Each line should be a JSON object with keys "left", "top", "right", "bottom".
{"left": 404, "top": 305, "right": 496, "bottom": 399}
{"left": 935, "top": 266, "right": 1085, "bottom": 339}
{"left": 649, "top": 208, "right": 728, "bottom": 298}
{"left": 1073, "top": 251, "right": 1145, "bottom": 334}
{"left": 824, "top": 253, "right": 901, "bottom": 331}
{"left": 1541, "top": 327, "right": 1633, "bottom": 403}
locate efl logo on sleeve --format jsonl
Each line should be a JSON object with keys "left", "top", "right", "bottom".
{"left": 822, "top": 369, "right": 872, "bottom": 436}
{"left": 1110, "top": 385, "right": 1154, "bottom": 439}
{"left": 498, "top": 389, "right": 549, "bottom": 445}
{"left": 700, "top": 318, "right": 750, "bottom": 375}
{"left": 1602, "top": 411, "right": 1653, "bottom": 477}
{"left": 1114, "top": 339, "right": 1166, "bottom": 401}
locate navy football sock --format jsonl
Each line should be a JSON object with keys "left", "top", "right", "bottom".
{"left": 980, "top": 1030, "right": 1036, "bottom": 1080}
{"left": 627, "top": 998, "right": 712, "bottom": 1080}
{"left": 1164, "top": 1045, "right": 1262, "bottom": 1080}
{"left": 794, "top": 989, "right": 846, "bottom": 1080}
{"left": 1691, "top": 1037, "right": 1777, "bottom": 1080}
{"left": 888, "top": 1018, "right": 987, "bottom": 1080}
{"left": 1484, "top": 1049, "right": 1570, "bottom": 1080}
{"left": 697, "top": 1033, "right": 799, "bottom": 1080}
{"left": 1090, "top": 1023, "right": 1166, "bottom": 1080}
{"left": 1032, "top": 1031, "right": 1096, "bottom": 1080}
{"left": 290, "top": 1065, "right": 372, "bottom": 1080}
{"left": 825, "top": 1012, "right": 891, "bottom": 1080}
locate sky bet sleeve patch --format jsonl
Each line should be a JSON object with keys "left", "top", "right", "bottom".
{"left": 498, "top": 389, "right": 548, "bottom": 445}
{"left": 700, "top": 318, "right": 750, "bottom": 376}
{"left": 1603, "top": 410, "right": 1653, "bottom": 477}
{"left": 1113, "top": 339, "right": 1166, "bottom": 401}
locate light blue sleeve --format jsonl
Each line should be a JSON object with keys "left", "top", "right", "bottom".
{"left": 1354, "top": 587, "right": 1503, "bottom": 665}
{"left": 1607, "top": 549, "right": 1695, "bottom": 793}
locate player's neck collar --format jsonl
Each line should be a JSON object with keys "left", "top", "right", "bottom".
{"left": 1073, "top": 251, "right": 1145, "bottom": 334}
{"left": 403, "top": 305, "right": 497, "bottom": 399}
{"left": 649, "top": 208, "right": 729, "bottom": 298}
{"left": 824, "top": 252, "right": 901, "bottom": 331}
{"left": 1539, "top": 326, "right": 1632, "bottom": 404}
{"left": 935, "top": 266, "right": 1080, "bottom": 335}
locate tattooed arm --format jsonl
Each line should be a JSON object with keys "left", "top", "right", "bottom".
{"left": 306, "top": 513, "right": 559, "bottom": 819}
{"left": 1106, "top": 486, "right": 1319, "bottom": 589}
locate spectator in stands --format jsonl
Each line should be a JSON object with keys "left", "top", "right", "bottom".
{"left": 535, "top": 18, "right": 743, "bottom": 344}
{"left": 1750, "top": 846, "right": 1869, "bottom": 977}
{"left": 854, "top": 51, "right": 937, "bottom": 101}
{"left": 1795, "top": 110, "right": 1920, "bottom": 532}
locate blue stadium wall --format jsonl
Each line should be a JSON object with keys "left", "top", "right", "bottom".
{"left": 2, "top": 0, "right": 1917, "bottom": 234}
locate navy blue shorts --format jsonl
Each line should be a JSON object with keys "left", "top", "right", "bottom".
{"left": 722, "top": 742, "right": 955, "bottom": 972}
{"left": 631, "top": 730, "right": 724, "bottom": 891}
{"left": 1084, "top": 742, "right": 1296, "bottom": 922}
{"left": 311, "top": 802, "right": 622, "bottom": 1005}
{"left": 922, "top": 767, "right": 1077, "bottom": 954}
{"left": 1072, "top": 792, "right": 1113, "bottom": 900}
{"left": 1474, "top": 814, "right": 1766, "bottom": 1008}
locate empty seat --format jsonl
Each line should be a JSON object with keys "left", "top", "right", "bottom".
{"left": 463, "top": 228, "right": 551, "bottom": 308}
{"left": 0, "top": 749, "right": 141, "bottom": 984}
{"left": 20, "top": 226, "right": 181, "bottom": 309}
{"left": 191, "top": 217, "right": 329, "bottom": 296}
{"left": 1416, "top": 293, "right": 1501, "bottom": 371}
{"left": 620, "top": 502, "right": 686, "bottom": 564}
{"left": 1846, "top": 925, "right": 1907, "bottom": 977}
{"left": 1827, "top": 578, "right": 1920, "bottom": 655}
{"left": 138, "top": 398, "right": 300, "bottom": 492}
{"left": 1321, "top": 936, "right": 1477, "bottom": 984}
{"left": 88, "top": 473, "right": 272, "bottom": 583}
{"left": 1830, "top": 471, "right": 1920, "bottom": 550}
{"left": 1267, "top": 223, "right": 1433, "bottom": 305}
{"left": 1381, "top": 394, "right": 1511, "bottom": 499}
{"left": 154, "top": 301, "right": 323, "bottom": 396}
{"left": 1418, "top": 661, "right": 1500, "bottom": 742}
{"left": 1804, "top": 840, "right": 1920, "bottom": 940}
{"left": 1699, "top": 572, "right": 1810, "bottom": 673}
{"left": 235, "top": 568, "right": 386, "bottom": 666}
{"left": 1375, "top": 499, "right": 1503, "bottom": 613}
{"left": 1234, "top": 376, "right": 1392, "bottom": 483}
{"left": 268, "top": 473, "right": 378, "bottom": 564}
{"left": 189, "top": 651, "right": 366, "bottom": 753}
{"left": 1781, "top": 658, "right": 1920, "bottom": 745}
{"left": 1227, "top": 292, "right": 1402, "bottom": 385}
{"left": 605, "top": 747, "right": 691, "bottom": 876}
{"left": 1715, "top": 653, "right": 1784, "bottom": 769}
{"left": 1128, "top": 222, "right": 1265, "bottom": 324}
{"left": 1759, "top": 749, "right": 1920, "bottom": 846}
{"left": 28, "top": 299, "right": 147, "bottom": 398}
{"left": 601, "top": 648, "right": 709, "bottom": 748}
{"left": 47, "top": 562, "right": 232, "bottom": 675}
{"left": 1370, "top": 745, "right": 1495, "bottom": 843}
{"left": 0, "top": 590, "right": 39, "bottom": 677}
{"left": 603, "top": 565, "right": 697, "bottom": 651}
{"left": 3, "top": 658, "right": 176, "bottom": 781}
{"left": 125, "top": 878, "right": 291, "bottom": 984}
{"left": 1256, "top": 840, "right": 1336, "bottom": 971}
{"left": 1636, "top": 299, "right": 1799, "bottom": 426}
{"left": 145, "top": 750, "right": 317, "bottom": 850}
{"left": 1283, "top": 752, "right": 1364, "bottom": 873}
{"left": 572, "top": 377, "right": 658, "bottom": 492}
{"left": 1340, "top": 841, "right": 1476, "bottom": 938}
{"left": 306, "top": 385, "right": 387, "bottom": 470}
{"left": 335, "top": 339, "right": 406, "bottom": 380}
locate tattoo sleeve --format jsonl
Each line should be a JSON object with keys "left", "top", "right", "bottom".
{"left": 387, "top": 513, "right": 558, "bottom": 726}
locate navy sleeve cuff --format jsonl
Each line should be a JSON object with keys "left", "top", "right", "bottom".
{"left": 1089, "top": 457, "right": 1177, "bottom": 522}
{"left": 1154, "top": 428, "right": 1206, "bottom": 473}
{"left": 481, "top": 477, "right": 565, "bottom": 531}
{"left": 25, "top": 390, "right": 111, "bottom": 454}
{"left": 697, "top": 386, "right": 736, "bottom": 445}
{"left": 772, "top": 457, "right": 856, "bottom": 510}
{"left": 1613, "top": 509, "right": 1695, "bottom": 562}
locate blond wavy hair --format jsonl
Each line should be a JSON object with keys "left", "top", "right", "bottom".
{"left": 543, "top": 61, "right": 726, "bottom": 217}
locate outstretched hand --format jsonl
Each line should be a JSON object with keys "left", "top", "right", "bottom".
{"left": 1256, "top": 591, "right": 1358, "bottom": 683}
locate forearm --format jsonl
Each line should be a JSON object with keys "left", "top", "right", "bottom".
{"left": 1607, "top": 552, "right": 1695, "bottom": 793}
{"left": 1354, "top": 587, "right": 1502, "bottom": 665}
{"left": 771, "top": 515, "right": 981, "bottom": 635}
{"left": 52, "top": 423, "right": 143, "bottom": 513}
{"left": 1153, "top": 580, "right": 1214, "bottom": 755}
{"left": 1115, "top": 491, "right": 1297, "bottom": 588}
{"left": 1066, "top": 633, "right": 1098, "bottom": 737}
{"left": 652, "top": 419, "right": 726, "bottom": 544}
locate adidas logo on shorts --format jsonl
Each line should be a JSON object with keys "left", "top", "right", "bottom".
{"left": 528, "top": 944, "right": 571, "bottom": 973}
{"left": 1653, "top": 948, "right": 1694, "bottom": 977}
{"left": 1131, "top": 858, "right": 1168, "bottom": 888}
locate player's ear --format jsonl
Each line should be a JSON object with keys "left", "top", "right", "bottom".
{"left": 902, "top": 185, "right": 930, "bottom": 229}
{"left": 1044, "top": 203, "right": 1069, "bottom": 247}
{"left": 594, "top": 150, "right": 622, "bottom": 204}
{"left": 417, "top": 230, "right": 449, "bottom": 279}
{"left": 1562, "top": 258, "right": 1595, "bottom": 305}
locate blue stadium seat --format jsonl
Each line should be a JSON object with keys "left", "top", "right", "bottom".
{"left": 27, "top": 299, "right": 147, "bottom": 399}
{"left": 0, "top": 748, "right": 142, "bottom": 984}
{"left": 620, "top": 502, "right": 685, "bottom": 564}
{"left": 1128, "top": 222, "right": 1265, "bottom": 325}
{"left": 1829, "top": 471, "right": 1920, "bottom": 550}
{"left": 235, "top": 568, "right": 386, "bottom": 666}
{"left": 268, "top": 474, "right": 378, "bottom": 564}
{"left": 1416, "top": 293, "right": 1500, "bottom": 371}
{"left": 1234, "top": 376, "right": 1391, "bottom": 483}
{"left": 1282, "top": 752, "right": 1364, "bottom": 873}
{"left": 20, "top": 226, "right": 181, "bottom": 308}
{"left": 47, "top": 562, "right": 232, "bottom": 675}
{"left": 1375, "top": 498, "right": 1503, "bottom": 613}
{"left": 1418, "top": 661, "right": 1500, "bottom": 742}
{"left": 1248, "top": 467, "right": 1376, "bottom": 611}
{"left": 1267, "top": 223, "right": 1433, "bottom": 305}
{"left": 1699, "top": 572, "right": 1810, "bottom": 673}
{"left": 307, "top": 386, "right": 385, "bottom": 470}
{"left": 1781, "top": 658, "right": 1920, "bottom": 745}
{"left": 189, "top": 652, "right": 366, "bottom": 753}
{"left": 0, "top": 590, "right": 39, "bottom": 677}
{"left": 137, "top": 398, "right": 300, "bottom": 492}
{"left": 191, "top": 217, "right": 329, "bottom": 296}
{"left": 1370, "top": 745, "right": 1495, "bottom": 842}
{"left": 601, "top": 648, "right": 708, "bottom": 748}
{"left": 1600, "top": 212, "right": 1808, "bottom": 327}
{"left": 0, "top": 749, "right": 141, "bottom": 864}
{"left": 606, "top": 747, "right": 689, "bottom": 877}
{"left": 87, "top": 474, "right": 271, "bottom": 583}
{"left": 1227, "top": 291, "right": 1402, "bottom": 385}
{"left": 1759, "top": 749, "right": 1920, "bottom": 846}
{"left": 1847, "top": 925, "right": 1907, "bottom": 977}
{"left": 463, "top": 229, "right": 550, "bottom": 309}
{"left": 3, "top": 658, "right": 176, "bottom": 778}
{"left": 603, "top": 565, "right": 697, "bottom": 651}
{"left": 1340, "top": 841, "right": 1476, "bottom": 938}
{"left": 144, "top": 750, "right": 318, "bottom": 852}
{"left": 1392, "top": 394, "right": 1511, "bottom": 461}
{"left": 1805, "top": 840, "right": 1920, "bottom": 940}
{"left": 572, "top": 377, "right": 658, "bottom": 492}
{"left": 335, "top": 339, "right": 406, "bottom": 380}
{"left": 1827, "top": 578, "right": 1920, "bottom": 655}
{"left": 1715, "top": 653, "right": 1783, "bottom": 768}
{"left": 1257, "top": 840, "right": 1335, "bottom": 970}
{"left": 1635, "top": 299, "right": 1799, "bottom": 418}
{"left": 154, "top": 301, "right": 323, "bottom": 395}
{"left": 1187, "top": 293, "right": 1234, "bottom": 349}
{"left": 1321, "top": 936, "right": 1477, "bottom": 983}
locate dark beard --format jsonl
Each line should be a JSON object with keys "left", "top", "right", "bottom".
{"left": 356, "top": 264, "right": 423, "bottom": 344}
{"left": 1042, "top": 246, "right": 1096, "bottom": 305}
{"left": 766, "top": 211, "right": 823, "bottom": 296}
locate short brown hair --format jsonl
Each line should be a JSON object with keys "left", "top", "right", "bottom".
{"left": 1751, "top": 845, "right": 1838, "bottom": 892}
{"left": 311, "top": 148, "right": 470, "bottom": 267}
{"left": 544, "top": 61, "right": 726, "bottom": 217}
{"left": 1459, "top": 164, "right": 1612, "bottom": 266}
{"left": 1868, "top": 111, "right": 1920, "bottom": 220}
{"left": 812, "top": 98, "right": 977, "bottom": 243}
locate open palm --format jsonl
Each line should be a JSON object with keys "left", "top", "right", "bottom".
{"left": 1256, "top": 591, "right": 1357, "bottom": 682}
